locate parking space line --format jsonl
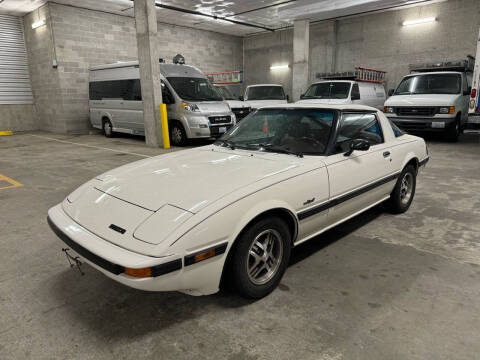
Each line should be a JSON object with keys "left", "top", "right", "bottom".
{"left": 28, "top": 134, "right": 152, "bottom": 158}
{"left": 0, "top": 174, "right": 23, "bottom": 190}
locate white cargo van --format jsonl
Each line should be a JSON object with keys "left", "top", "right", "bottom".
{"left": 468, "top": 29, "right": 480, "bottom": 129}
{"left": 89, "top": 57, "right": 235, "bottom": 145}
{"left": 297, "top": 67, "right": 386, "bottom": 110}
{"left": 384, "top": 58, "right": 473, "bottom": 141}
{"left": 242, "top": 84, "right": 288, "bottom": 110}
{"left": 214, "top": 85, "right": 251, "bottom": 122}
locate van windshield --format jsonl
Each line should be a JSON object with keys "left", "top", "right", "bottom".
{"left": 167, "top": 77, "right": 222, "bottom": 101}
{"left": 394, "top": 73, "right": 461, "bottom": 95}
{"left": 303, "top": 82, "right": 351, "bottom": 99}
{"left": 247, "top": 86, "right": 285, "bottom": 100}
{"left": 216, "top": 86, "right": 237, "bottom": 100}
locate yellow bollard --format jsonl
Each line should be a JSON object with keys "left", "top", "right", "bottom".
{"left": 0, "top": 131, "right": 13, "bottom": 136}
{"left": 159, "top": 104, "right": 170, "bottom": 149}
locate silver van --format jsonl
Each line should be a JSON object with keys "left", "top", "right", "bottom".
{"left": 89, "top": 60, "right": 235, "bottom": 145}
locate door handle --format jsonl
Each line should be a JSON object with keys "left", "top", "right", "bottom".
{"left": 383, "top": 151, "right": 391, "bottom": 158}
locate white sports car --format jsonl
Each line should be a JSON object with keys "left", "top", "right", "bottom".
{"left": 48, "top": 104, "right": 429, "bottom": 299}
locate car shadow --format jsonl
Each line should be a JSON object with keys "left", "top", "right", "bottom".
{"left": 48, "top": 204, "right": 385, "bottom": 339}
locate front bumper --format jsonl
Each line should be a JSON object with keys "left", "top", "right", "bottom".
{"left": 388, "top": 116, "right": 456, "bottom": 133}
{"left": 47, "top": 204, "right": 226, "bottom": 295}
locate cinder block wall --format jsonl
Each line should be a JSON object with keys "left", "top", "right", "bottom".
{"left": 24, "top": 3, "right": 243, "bottom": 134}
{"left": 244, "top": 0, "right": 480, "bottom": 98}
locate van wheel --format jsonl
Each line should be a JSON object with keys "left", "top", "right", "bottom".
{"left": 446, "top": 117, "right": 460, "bottom": 142}
{"left": 170, "top": 122, "right": 186, "bottom": 146}
{"left": 229, "top": 217, "right": 291, "bottom": 299}
{"left": 103, "top": 119, "right": 113, "bottom": 138}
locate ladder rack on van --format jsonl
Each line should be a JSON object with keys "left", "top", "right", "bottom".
{"left": 409, "top": 56, "right": 475, "bottom": 73}
{"left": 205, "top": 70, "right": 243, "bottom": 85}
{"left": 315, "top": 67, "right": 386, "bottom": 83}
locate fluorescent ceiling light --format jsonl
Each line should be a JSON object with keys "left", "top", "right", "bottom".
{"left": 402, "top": 17, "right": 436, "bottom": 26}
{"left": 32, "top": 19, "right": 46, "bottom": 29}
{"left": 270, "top": 64, "right": 289, "bottom": 70}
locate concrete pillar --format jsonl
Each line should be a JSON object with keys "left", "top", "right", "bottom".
{"left": 292, "top": 20, "right": 309, "bottom": 101}
{"left": 134, "top": 0, "right": 163, "bottom": 147}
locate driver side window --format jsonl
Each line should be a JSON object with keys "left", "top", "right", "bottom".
{"left": 334, "top": 113, "right": 384, "bottom": 154}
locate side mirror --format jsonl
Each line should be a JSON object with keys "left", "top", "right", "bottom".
{"left": 300, "top": 94, "right": 305, "bottom": 99}
{"left": 388, "top": 89, "right": 395, "bottom": 97}
{"left": 351, "top": 93, "right": 360, "bottom": 101}
{"left": 286, "top": 94, "right": 290, "bottom": 102}
{"left": 239, "top": 95, "right": 244, "bottom": 101}
{"left": 464, "top": 86, "right": 472, "bottom": 96}
{"left": 344, "top": 139, "right": 370, "bottom": 156}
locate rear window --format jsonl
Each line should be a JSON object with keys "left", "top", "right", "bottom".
{"left": 303, "top": 82, "right": 351, "bottom": 99}
{"left": 388, "top": 118, "right": 405, "bottom": 137}
{"left": 247, "top": 86, "right": 285, "bottom": 100}
{"left": 89, "top": 79, "right": 141, "bottom": 101}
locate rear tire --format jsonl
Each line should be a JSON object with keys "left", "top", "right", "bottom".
{"left": 169, "top": 121, "right": 187, "bottom": 146}
{"left": 388, "top": 164, "right": 416, "bottom": 214}
{"left": 229, "top": 217, "right": 291, "bottom": 299}
{"left": 103, "top": 119, "right": 113, "bottom": 138}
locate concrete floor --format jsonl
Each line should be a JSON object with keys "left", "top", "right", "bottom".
{"left": 1, "top": 131, "right": 480, "bottom": 360}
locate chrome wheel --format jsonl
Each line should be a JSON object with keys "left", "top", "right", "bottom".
{"left": 247, "top": 229, "right": 283, "bottom": 285}
{"left": 400, "top": 172, "right": 413, "bottom": 205}
{"left": 171, "top": 126, "right": 183, "bottom": 145}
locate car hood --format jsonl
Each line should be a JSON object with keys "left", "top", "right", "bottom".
{"left": 192, "top": 101, "right": 230, "bottom": 113}
{"left": 225, "top": 100, "right": 250, "bottom": 108}
{"left": 296, "top": 98, "right": 350, "bottom": 105}
{"left": 385, "top": 94, "right": 459, "bottom": 106}
{"left": 94, "top": 147, "right": 301, "bottom": 213}
{"left": 247, "top": 99, "right": 288, "bottom": 109}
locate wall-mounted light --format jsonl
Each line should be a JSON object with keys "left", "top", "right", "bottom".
{"left": 402, "top": 17, "right": 436, "bottom": 26}
{"left": 32, "top": 19, "right": 46, "bottom": 29}
{"left": 270, "top": 64, "right": 289, "bottom": 70}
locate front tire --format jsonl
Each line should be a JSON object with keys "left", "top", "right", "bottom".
{"left": 446, "top": 117, "right": 460, "bottom": 142}
{"left": 230, "top": 217, "right": 291, "bottom": 299}
{"left": 169, "top": 121, "right": 187, "bottom": 146}
{"left": 388, "top": 164, "right": 416, "bottom": 214}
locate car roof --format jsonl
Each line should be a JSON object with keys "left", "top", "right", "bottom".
{"left": 247, "top": 84, "right": 283, "bottom": 88}
{"left": 311, "top": 80, "right": 355, "bottom": 84}
{"left": 256, "top": 103, "right": 379, "bottom": 111}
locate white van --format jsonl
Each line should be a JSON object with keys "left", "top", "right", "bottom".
{"left": 89, "top": 58, "right": 235, "bottom": 145}
{"left": 214, "top": 85, "right": 251, "bottom": 122}
{"left": 242, "top": 84, "right": 288, "bottom": 110}
{"left": 384, "top": 58, "right": 473, "bottom": 141}
{"left": 296, "top": 80, "right": 386, "bottom": 110}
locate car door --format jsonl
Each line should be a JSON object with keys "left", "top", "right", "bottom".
{"left": 323, "top": 111, "right": 396, "bottom": 225}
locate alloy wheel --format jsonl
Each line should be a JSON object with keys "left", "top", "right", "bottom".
{"left": 246, "top": 229, "right": 283, "bottom": 285}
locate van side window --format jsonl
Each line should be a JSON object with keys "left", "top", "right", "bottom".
{"left": 351, "top": 83, "right": 360, "bottom": 100}
{"left": 161, "top": 81, "right": 174, "bottom": 104}
{"left": 334, "top": 113, "right": 383, "bottom": 154}
{"left": 89, "top": 79, "right": 141, "bottom": 101}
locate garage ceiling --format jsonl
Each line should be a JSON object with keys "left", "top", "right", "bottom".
{"left": 0, "top": 0, "right": 442, "bottom": 36}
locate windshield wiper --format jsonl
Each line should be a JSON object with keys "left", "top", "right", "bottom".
{"left": 216, "top": 139, "right": 236, "bottom": 150}
{"left": 246, "top": 143, "right": 303, "bottom": 158}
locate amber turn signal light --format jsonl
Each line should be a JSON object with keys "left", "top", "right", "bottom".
{"left": 194, "top": 249, "right": 216, "bottom": 263}
{"left": 124, "top": 267, "right": 152, "bottom": 278}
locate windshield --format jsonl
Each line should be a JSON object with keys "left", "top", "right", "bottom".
{"left": 247, "top": 86, "right": 285, "bottom": 100}
{"left": 394, "top": 73, "right": 461, "bottom": 95}
{"left": 216, "top": 108, "right": 335, "bottom": 155}
{"left": 167, "top": 77, "right": 222, "bottom": 101}
{"left": 216, "top": 86, "right": 236, "bottom": 100}
{"left": 303, "top": 82, "right": 351, "bottom": 99}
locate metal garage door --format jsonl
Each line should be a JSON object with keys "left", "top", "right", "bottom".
{"left": 0, "top": 14, "right": 33, "bottom": 104}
